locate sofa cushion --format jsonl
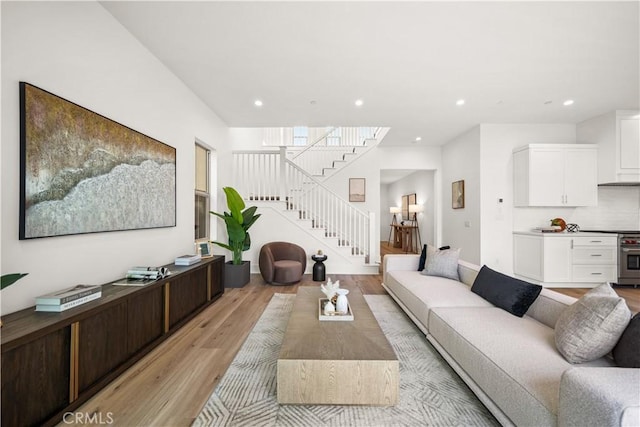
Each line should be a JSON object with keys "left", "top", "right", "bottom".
{"left": 526, "top": 288, "right": 577, "bottom": 329}
{"left": 384, "top": 270, "right": 491, "bottom": 329}
{"left": 428, "top": 307, "right": 615, "bottom": 427}
{"left": 613, "top": 312, "right": 640, "bottom": 368}
{"left": 470, "top": 265, "right": 542, "bottom": 317}
{"left": 421, "top": 248, "right": 460, "bottom": 280}
{"left": 555, "top": 283, "right": 631, "bottom": 364}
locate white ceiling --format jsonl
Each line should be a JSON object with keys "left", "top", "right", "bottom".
{"left": 102, "top": 1, "right": 640, "bottom": 146}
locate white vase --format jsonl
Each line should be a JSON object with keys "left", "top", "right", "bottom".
{"left": 336, "top": 289, "right": 349, "bottom": 314}
{"left": 324, "top": 299, "right": 335, "bottom": 315}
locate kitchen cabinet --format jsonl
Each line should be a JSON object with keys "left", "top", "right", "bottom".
{"left": 577, "top": 110, "right": 640, "bottom": 184}
{"left": 513, "top": 232, "right": 617, "bottom": 287}
{"left": 513, "top": 144, "right": 597, "bottom": 207}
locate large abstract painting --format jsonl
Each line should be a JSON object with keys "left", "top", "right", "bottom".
{"left": 19, "top": 82, "right": 176, "bottom": 239}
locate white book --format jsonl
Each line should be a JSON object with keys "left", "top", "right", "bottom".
{"left": 175, "top": 254, "right": 201, "bottom": 265}
{"left": 35, "top": 284, "right": 101, "bottom": 305}
{"left": 36, "top": 291, "right": 102, "bottom": 312}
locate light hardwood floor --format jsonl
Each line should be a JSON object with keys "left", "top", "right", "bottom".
{"left": 75, "top": 249, "right": 639, "bottom": 426}
{"left": 71, "top": 274, "right": 384, "bottom": 426}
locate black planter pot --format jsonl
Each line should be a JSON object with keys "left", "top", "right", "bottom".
{"left": 225, "top": 260, "right": 250, "bottom": 288}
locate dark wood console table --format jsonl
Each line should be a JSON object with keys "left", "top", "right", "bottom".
{"left": 391, "top": 224, "right": 419, "bottom": 253}
{"left": 1, "top": 255, "right": 224, "bottom": 427}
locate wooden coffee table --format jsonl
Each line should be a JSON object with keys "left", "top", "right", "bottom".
{"left": 277, "top": 285, "right": 399, "bottom": 405}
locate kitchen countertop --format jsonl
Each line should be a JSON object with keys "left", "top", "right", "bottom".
{"left": 513, "top": 231, "right": 619, "bottom": 237}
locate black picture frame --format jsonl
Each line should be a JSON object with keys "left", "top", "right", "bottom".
{"left": 402, "top": 193, "right": 416, "bottom": 220}
{"left": 19, "top": 82, "right": 177, "bottom": 239}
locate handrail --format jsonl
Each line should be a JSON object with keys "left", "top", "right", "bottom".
{"left": 284, "top": 158, "right": 368, "bottom": 216}
{"left": 231, "top": 130, "right": 384, "bottom": 260}
{"left": 290, "top": 127, "right": 337, "bottom": 160}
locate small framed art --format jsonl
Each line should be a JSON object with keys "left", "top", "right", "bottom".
{"left": 452, "top": 180, "right": 465, "bottom": 209}
{"left": 349, "top": 178, "right": 366, "bottom": 202}
{"left": 198, "top": 241, "right": 213, "bottom": 258}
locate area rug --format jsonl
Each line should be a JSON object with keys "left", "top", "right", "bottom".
{"left": 193, "top": 293, "right": 498, "bottom": 427}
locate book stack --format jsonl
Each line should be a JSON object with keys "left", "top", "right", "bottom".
{"left": 36, "top": 284, "right": 102, "bottom": 312}
{"left": 126, "top": 266, "right": 171, "bottom": 280}
{"left": 175, "top": 254, "right": 201, "bottom": 266}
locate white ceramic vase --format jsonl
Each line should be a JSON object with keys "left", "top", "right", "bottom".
{"left": 324, "top": 299, "right": 335, "bottom": 315}
{"left": 336, "top": 289, "right": 349, "bottom": 314}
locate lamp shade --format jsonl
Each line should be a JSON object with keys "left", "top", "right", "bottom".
{"left": 409, "top": 204, "right": 423, "bottom": 213}
{"left": 389, "top": 206, "right": 401, "bottom": 214}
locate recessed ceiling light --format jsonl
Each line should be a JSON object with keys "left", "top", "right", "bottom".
{"left": 415, "top": 137, "right": 422, "bottom": 142}
{"left": 456, "top": 99, "right": 465, "bottom": 106}
{"left": 355, "top": 99, "right": 364, "bottom": 107}
{"left": 563, "top": 99, "right": 574, "bottom": 106}
{"left": 254, "top": 99, "right": 263, "bottom": 107}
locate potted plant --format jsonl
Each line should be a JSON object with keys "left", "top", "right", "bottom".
{"left": 1, "top": 273, "right": 28, "bottom": 326}
{"left": 210, "top": 187, "right": 260, "bottom": 287}
{"left": 1, "top": 273, "right": 28, "bottom": 290}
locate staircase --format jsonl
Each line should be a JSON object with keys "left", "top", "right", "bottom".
{"left": 232, "top": 127, "right": 388, "bottom": 270}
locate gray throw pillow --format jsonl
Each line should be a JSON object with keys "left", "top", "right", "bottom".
{"left": 420, "top": 248, "right": 460, "bottom": 281}
{"left": 555, "top": 283, "right": 631, "bottom": 364}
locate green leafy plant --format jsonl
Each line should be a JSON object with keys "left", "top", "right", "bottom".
{"left": 1, "top": 273, "right": 28, "bottom": 290}
{"left": 210, "top": 187, "right": 261, "bottom": 265}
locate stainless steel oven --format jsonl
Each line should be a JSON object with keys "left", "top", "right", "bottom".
{"left": 619, "top": 233, "right": 640, "bottom": 286}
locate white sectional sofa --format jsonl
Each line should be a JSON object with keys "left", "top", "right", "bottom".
{"left": 382, "top": 254, "right": 640, "bottom": 427}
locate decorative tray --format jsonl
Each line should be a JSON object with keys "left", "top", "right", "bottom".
{"left": 318, "top": 298, "right": 354, "bottom": 321}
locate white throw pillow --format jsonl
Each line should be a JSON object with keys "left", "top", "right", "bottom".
{"left": 420, "top": 248, "right": 460, "bottom": 281}
{"left": 555, "top": 283, "right": 631, "bottom": 364}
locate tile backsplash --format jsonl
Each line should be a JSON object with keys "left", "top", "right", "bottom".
{"left": 572, "top": 186, "right": 640, "bottom": 230}
{"left": 514, "top": 186, "right": 640, "bottom": 231}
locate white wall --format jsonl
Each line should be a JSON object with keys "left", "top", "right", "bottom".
{"left": 1, "top": 2, "right": 228, "bottom": 314}
{"left": 479, "top": 124, "right": 576, "bottom": 273}
{"left": 379, "top": 183, "right": 391, "bottom": 240}
{"left": 384, "top": 170, "right": 436, "bottom": 249}
{"left": 441, "top": 126, "right": 481, "bottom": 264}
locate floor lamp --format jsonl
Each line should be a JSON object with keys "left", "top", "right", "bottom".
{"left": 388, "top": 206, "right": 401, "bottom": 246}
{"left": 408, "top": 204, "right": 423, "bottom": 253}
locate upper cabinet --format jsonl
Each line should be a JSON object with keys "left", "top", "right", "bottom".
{"left": 513, "top": 144, "right": 598, "bottom": 207}
{"left": 577, "top": 110, "right": 640, "bottom": 184}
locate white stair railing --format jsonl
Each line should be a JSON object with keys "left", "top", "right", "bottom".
{"left": 232, "top": 150, "right": 282, "bottom": 201}
{"left": 284, "top": 160, "right": 370, "bottom": 258}
{"left": 287, "top": 127, "right": 380, "bottom": 176}
{"left": 232, "top": 148, "right": 372, "bottom": 260}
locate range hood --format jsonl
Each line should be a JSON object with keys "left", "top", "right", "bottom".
{"left": 577, "top": 110, "right": 639, "bottom": 186}
{"left": 599, "top": 182, "right": 640, "bottom": 187}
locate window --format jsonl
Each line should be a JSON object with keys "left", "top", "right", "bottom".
{"left": 326, "top": 128, "right": 341, "bottom": 146}
{"left": 195, "top": 144, "right": 210, "bottom": 241}
{"left": 292, "top": 126, "right": 308, "bottom": 146}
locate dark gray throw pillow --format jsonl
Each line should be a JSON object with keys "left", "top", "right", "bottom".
{"left": 471, "top": 265, "right": 542, "bottom": 317}
{"left": 613, "top": 312, "right": 640, "bottom": 368}
{"left": 418, "top": 245, "right": 428, "bottom": 271}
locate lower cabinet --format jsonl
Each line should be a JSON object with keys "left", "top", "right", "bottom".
{"left": 1, "top": 328, "right": 71, "bottom": 427}
{"left": 1, "top": 255, "right": 224, "bottom": 427}
{"left": 514, "top": 232, "right": 617, "bottom": 286}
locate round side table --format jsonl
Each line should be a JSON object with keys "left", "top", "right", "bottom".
{"left": 311, "top": 254, "right": 327, "bottom": 282}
